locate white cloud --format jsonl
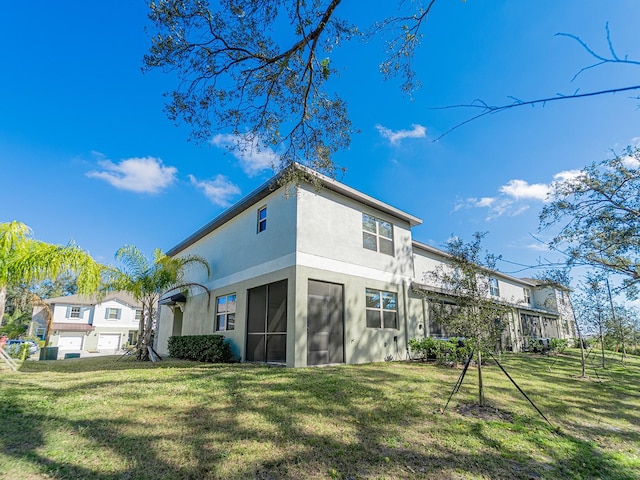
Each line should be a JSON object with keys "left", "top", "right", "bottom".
{"left": 189, "top": 174, "right": 241, "bottom": 207}
{"left": 552, "top": 169, "right": 582, "bottom": 183}
{"left": 524, "top": 242, "right": 551, "bottom": 252}
{"left": 457, "top": 168, "right": 582, "bottom": 220}
{"left": 86, "top": 156, "right": 177, "bottom": 193}
{"left": 455, "top": 197, "right": 496, "bottom": 211}
{"left": 211, "top": 134, "right": 276, "bottom": 176}
{"left": 375, "top": 124, "right": 427, "bottom": 145}
{"left": 621, "top": 155, "right": 640, "bottom": 168}
{"left": 499, "top": 179, "right": 549, "bottom": 201}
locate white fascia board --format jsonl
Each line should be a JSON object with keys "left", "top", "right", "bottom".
{"left": 296, "top": 252, "right": 412, "bottom": 285}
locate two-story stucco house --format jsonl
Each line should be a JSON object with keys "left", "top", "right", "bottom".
{"left": 156, "top": 165, "right": 576, "bottom": 367}
{"left": 31, "top": 292, "right": 142, "bottom": 353}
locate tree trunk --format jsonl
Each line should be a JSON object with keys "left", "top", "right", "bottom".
{"left": 599, "top": 314, "right": 605, "bottom": 369}
{"left": 0, "top": 284, "right": 6, "bottom": 324}
{"left": 477, "top": 348, "right": 484, "bottom": 407}
{"left": 567, "top": 294, "right": 586, "bottom": 377}
{"left": 137, "top": 301, "right": 155, "bottom": 361}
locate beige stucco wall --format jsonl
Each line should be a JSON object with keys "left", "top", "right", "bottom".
{"left": 172, "top": 188, "right": 298, "bottom": 288}
{"left": 296, "top": 185, "right": 414, "bottom": 280}
{"left": 293, "top": 265, "right": 412, "bottom": 367}
{"left": 157, "top": 266, "right": 297, "bottom": 365}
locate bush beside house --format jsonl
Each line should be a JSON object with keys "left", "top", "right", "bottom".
{"left": 168, "top": 335, "right": 233, "bottom": 363}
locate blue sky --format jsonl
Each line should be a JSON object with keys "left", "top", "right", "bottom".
{"left": 1, "top": 1, "right": 639, "bottom": 288}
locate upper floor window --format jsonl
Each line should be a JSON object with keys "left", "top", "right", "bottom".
{"left": 105, "top": 308, "right": 121, "bottom": 320}
{"left": 135, "top": 309, "right": 142, "bottom": 321}
{"left": 362, "top": 213, "right": 394, "bottom": 256}
{"left": 365, "top": 288, "right": 398, "bottom": 329}
{"left": 68, "top": 306, "right": 82, "bottom": 318}
{"left": 216, "top": 294, "right": 236, "bottom": 331}
{"left": 558, "top": 289, "right": 567, "bottom": 305}
{"left": 489, "top": 277, "right": 500, "bottom": 297}
{"left": 523, "top": 288, "right": 531, "bottom": 304}
{"left": 257, "top": 206, "right": 267, "bottom": 233}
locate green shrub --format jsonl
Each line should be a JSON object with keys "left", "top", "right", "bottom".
{"left": 168, "top": 335, "right": 233, "bottom": 363}
{"left": 408, "top": 337, "right": 470, "bottom": 365}
{"left": 408, "top": 337, "right": 438, "bottom": 360}
{"left": 549, "top": 338, "right": 569, "bottom": 354}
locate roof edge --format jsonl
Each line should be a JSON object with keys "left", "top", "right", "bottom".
{"left": 167, "top": 163, "right": 422, "bottom": 256}
{"left": 411, "top": 240, "right": 539, "bottom": 288}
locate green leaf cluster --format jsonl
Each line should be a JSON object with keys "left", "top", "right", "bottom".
{"left": 408, "top": 336, "right": 470, "bottom": 365}
{"left": 540, "top": 147, "right": 640, "bottom": 297}
{"left": 167, "top": 334, "right": 233, "bottom": 363}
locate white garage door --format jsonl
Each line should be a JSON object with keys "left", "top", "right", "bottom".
{"left": 58, "top": 335, "right": 84, "bottom": 350}
{"left": 98, "top": 334, "right": 121, "bottom": 350}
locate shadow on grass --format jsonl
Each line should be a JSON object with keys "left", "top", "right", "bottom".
{"left": 1, "top": 354, "right": 638, "bottom": 479}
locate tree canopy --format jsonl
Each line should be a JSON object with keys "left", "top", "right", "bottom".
{"left": 0, "top": 221, "right": 103, "bottom": 323}
{"left": 418, "top": 232, "right": 513, "bottom": 406}
{"left": 144, "top": 0, "right": 437, "bottom": 175}
{"left": 540, "top": 148, "right": 640, "bottom": 297}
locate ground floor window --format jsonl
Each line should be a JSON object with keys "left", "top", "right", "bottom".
{"left": 216, "top": 294, "right": 236, "bottom": 331}
{"left": 365, "top": 288, "right": 398, "bottom": 329}
{"left": 246, "top": 280, "right": 287, "bottom": 363}
{"left": 427, "top": 299, "right": 458, "bottom": 338}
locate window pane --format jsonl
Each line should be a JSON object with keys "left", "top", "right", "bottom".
{"left": 379, "top": 238, "right": 394, "bottom": 256}
{"left": 363, "top": 232, "right": 377, "bottom": 251}
{"left": 362, "top": 214, "right": 376, "bottom": 233}
{"left": 383, "top": 311, "right": 398, "bottom": 329}
{"left": 268, "top": 280, "right": 287, "bottom": 333}
{"left": 266, "top": 334, "right": 286, "bottom": 363}
{"left": 259, "top": 207, "right": 267, "bottom": 220}
{"left": 247, "top": 286, "right": 267, "bottom": 333}
{"left": 246, "top": 334, "right": 265, "bottom": 362}
{"left": 216, "top": 314, "right": 226, "bottom": 331}
{"left": 382, "top": 292, "right": 397, "bottom": 310}
{"left": 227, "top": 294, "right": 236, "bottom": 313}
{"left": 378, "top": 221, "right": 392, "bottom": 239}
{"left": 227, "top": 313, "right": 235, "bottom": 331}
{"left": 366, "top": 310, "right": 381, "bottom": 328}
{"left": 365, "top": 289, "right": 380, "bottom": 308}
{"left": 217, "top": 296, "right": 227, "bottom": 313}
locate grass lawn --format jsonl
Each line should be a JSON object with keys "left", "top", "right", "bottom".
{"left": 0, "top": 350, "right": 638, "bottom": 479}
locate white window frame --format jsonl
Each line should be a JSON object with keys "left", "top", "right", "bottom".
{"left": 365, "top": 288, "right": 398, "bottom": 329}
{"left": 70, "top": 306, "right": 82, "bottom": 318}
{"left": 489, "top": 278, "right": 500, "bottom": 297}
{"left": 106, "top": 308, "right": 121, "bottom": 320}
{"left": 523, "top": 288, "right": 531, "bottom": 304}
{"left": 257, "top": 206, "right": 267, "bottom": 233}
{"left": 135, "top": 309, "right": 142, "bottom": 321}
{"left": 362, "top": 213, "right": 394, "bottom": 256}
{"left": 216, "top": 294, "right": 236, "bottom": 331}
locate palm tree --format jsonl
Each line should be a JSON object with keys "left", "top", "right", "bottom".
{"left": 0, "top": 308, "right": 30, "bottom": 339}
{"left": 104, "top": 245, "right": 210, "bottom": 361}
{"left": 0, "top": 221, "right": 104, "bottom": 341}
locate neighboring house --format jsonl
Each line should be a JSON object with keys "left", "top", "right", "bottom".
{"left": 30, "top": 292, "right": 142, "bottom": 352}
{"left": 156, "top": 165, "right": 576, "bottom": 367}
